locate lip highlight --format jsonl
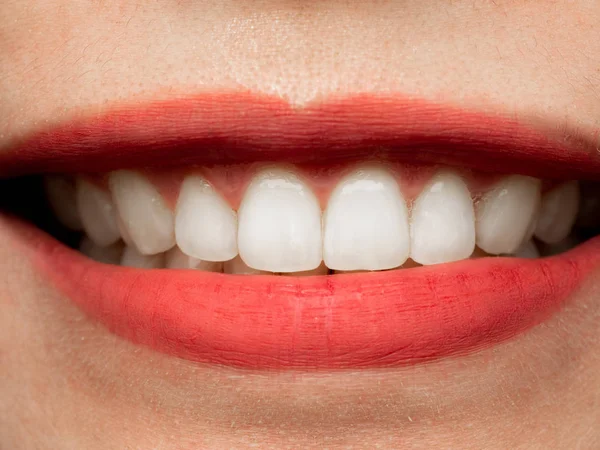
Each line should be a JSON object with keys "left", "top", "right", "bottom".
{"left": 2, "top": 92, "right": 600, "bottom": 370}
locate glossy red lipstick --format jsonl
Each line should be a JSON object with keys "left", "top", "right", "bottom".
{"left": 3, "top": 93, "right": 600, "bottom": 369}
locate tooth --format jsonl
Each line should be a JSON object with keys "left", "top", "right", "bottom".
{"left": 237, "top": 168, "right": 322, "bottom": 272}
{"left": 534, "top": 181, "right": 579, "bottom": 244}
{"left": 108, "top": 171, "right": 175, "bottom": 255}
{"left": 323, "top": 166, "right": 410, "bottom": 271}
{"left": 120, "top": 245, "right": 165, "bottom": 268}
{"left": 537, "top": 235, "right": 580, "bottom": 257}
{"left": 223, "top": 256, "right": 274, "bottom": 275}
{"left": 175, "top": 176, "right": 238, "bottom": 262}
{"left": 476, "top": 175, "right": 541, "bottom": 255}
{"left": 79, "top": 237, "right": 123, "bottom": 265}
{"left": 289, "top": 263, "right": 329, "bottom": 276}
{"left": 410, "top": 171, "right": 476, "bottom": 265}
{"left": 117, "top": 216, "right": 134, "bottom": 247}
{"left": 44, "top": 176, "right": 83, "bottom": 230}
{"left": 513, "top": 240, "right": 540, "bottom": 259}
{"left": 165, "top": 247, "right": 223, "bottom": 271}
{"left": 75, "top": 179, "right": 120, "bottom": 246}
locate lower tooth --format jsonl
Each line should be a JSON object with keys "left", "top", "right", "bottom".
{"left": 223, "top": 256, "right": 274, "bottom": 275}
{"left": 120, "top": 246, "right": 166, "bottom": 269}
{"left": 165, "top": 247, "right": 223, "bottom": 272}
{"left": 80, "top": 237, "right": 123, "bottom": 265}
{"left": 512, "top": 240, "right": 540, "bottom": 259}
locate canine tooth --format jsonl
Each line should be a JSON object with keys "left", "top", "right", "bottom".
{"left": 76, "top": 179, "right": 120, "bottom": 246}
{"left": 165, "top": 247, "right": 223, "bottom": 271}
{"left": 79, "top": 237, "right": 123, "bottom": 265}
{"left": 223, "top": 256, "right": 274, "bottom": 275}
{"left": 120, "top": 246, "right": 165, "bottom": 268}
{"left": 534, "top": 181, "right": 579, "bottom": 244}
{"left": 476, "top": 175, "right": 541, "bottom": 255}
{"left": 237, "top": 168, "right": 322, "bottom": 272}
{"left": 44, "top": 176, "right": 83, "bottom": 230}
{"left": 513, "top": 240, "right": 540, "bottom": 259}
{"left": 410, "top": 171, "right": 476, "bottom": 265}
{"left": 323, "top": 166, "right": 410, "bottom": 271}
{"left": 175, "top": 176, "right": 238, "bottom": 262}
{"left": 108, "top": 171, "right": 175, "bottom": 255}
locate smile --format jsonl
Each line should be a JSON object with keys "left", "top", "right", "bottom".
{"left": 1, "top": 93, "right": 599, "bottom": 369}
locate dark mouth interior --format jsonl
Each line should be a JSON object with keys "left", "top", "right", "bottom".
{"left": 0, "top": 174, "right": 599, "bottom": 270}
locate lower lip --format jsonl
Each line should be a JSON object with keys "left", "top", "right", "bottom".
{"left": 10, "top": 216, "right": 600, "bottom": 369}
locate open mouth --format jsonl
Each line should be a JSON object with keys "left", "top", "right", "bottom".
{"left": 1, "top": 93, "right": 600, "bottom": 369}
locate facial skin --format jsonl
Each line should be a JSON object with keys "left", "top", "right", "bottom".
{"left": 1, "top": 1, "right": 600, "bottom": 448}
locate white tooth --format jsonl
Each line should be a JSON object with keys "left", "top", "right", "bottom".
{"left": 223, "top": 256, "right": 274, "bottom": 275}
{"left": 513, "top": 240, "right": 540, "bottom": 259}
{"left": 323, "top": 167, "right": 410, "bottom": 271}
{"left": 410, "top": 171, "right": 476, "bottom": 265}
{"left": 108, "top": 171, "right": 175, "bottom": 255}
{"left": 165, "top": 247, "right": 223, "bottom": 271}
{"left": 534, "top": 181, "right": 579, "bottom": 244}
{"left": 237, "top": 168, "right": 322, "bottom": 272}
{"left": 175, "top": 176, "right": 238, "bottom": 262}
{"left": 79, "top": 237, "right": 123, "bottom": 264}
{"left": 476, "top": 175, "right": 541, "bottom": 255}
{"left": 44, "top": 176, "right": 83, "bottom": 230}
{"left": 120, "top": 245, "right": 165, "bottom": 268}
{"left": 75, "top": 179, "right": 120, "bottom": 246}
{"left": 289, "top": 263, "right": 329, "bottom": 276}
{"left": 117, "top": 216, "right": 134, "bottom": 246}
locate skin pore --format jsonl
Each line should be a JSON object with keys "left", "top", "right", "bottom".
{"left": 1, "top": 1, "right": 600, "bottom": 448}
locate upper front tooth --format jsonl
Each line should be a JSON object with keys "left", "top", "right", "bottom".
{"left": 76, "top": 179, "right": 120, "bottom": 247}
{"left": 108, "top": 171, "right": 175, "bottom": 255}
{"left": 323, "top": 166, "right": 410, "bottom": 271}
{"left": 165, "top": 246, "right": 223, "bottom": 271}
{"left": 237, "top": 168, "right": 322, "bottom": 273}
{"left": 175, "top": 176, "right": 238, "bottom": 262}
{"left": 534, "top": 181, "right": 579, "bottom": 244}
{"left": 410, "top": 171, "right": 476, "bottom": 265}
{"left": 476, "top": 175, "right": 541, "bottom": 255}
{"left": 44, "top": 176, "right": 83, "bottom": 230}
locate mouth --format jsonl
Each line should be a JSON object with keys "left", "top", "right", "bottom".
{"left": 2, "top": 93, "right": 600, "bottom": 370}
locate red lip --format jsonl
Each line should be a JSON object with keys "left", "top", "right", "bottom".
{"left": 3, "top": 92, "right": 600, "bottom": 369}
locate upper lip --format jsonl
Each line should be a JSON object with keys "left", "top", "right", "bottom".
{"left": 2, "top": 91, "right": 600, "bottom": 370}
{"left": 1, "top": 92, "right": 600, "bottom": 179}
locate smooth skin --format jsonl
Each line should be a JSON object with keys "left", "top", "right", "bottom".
{"left": 1, "top": 1, "right": 600, "bottom": 448}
